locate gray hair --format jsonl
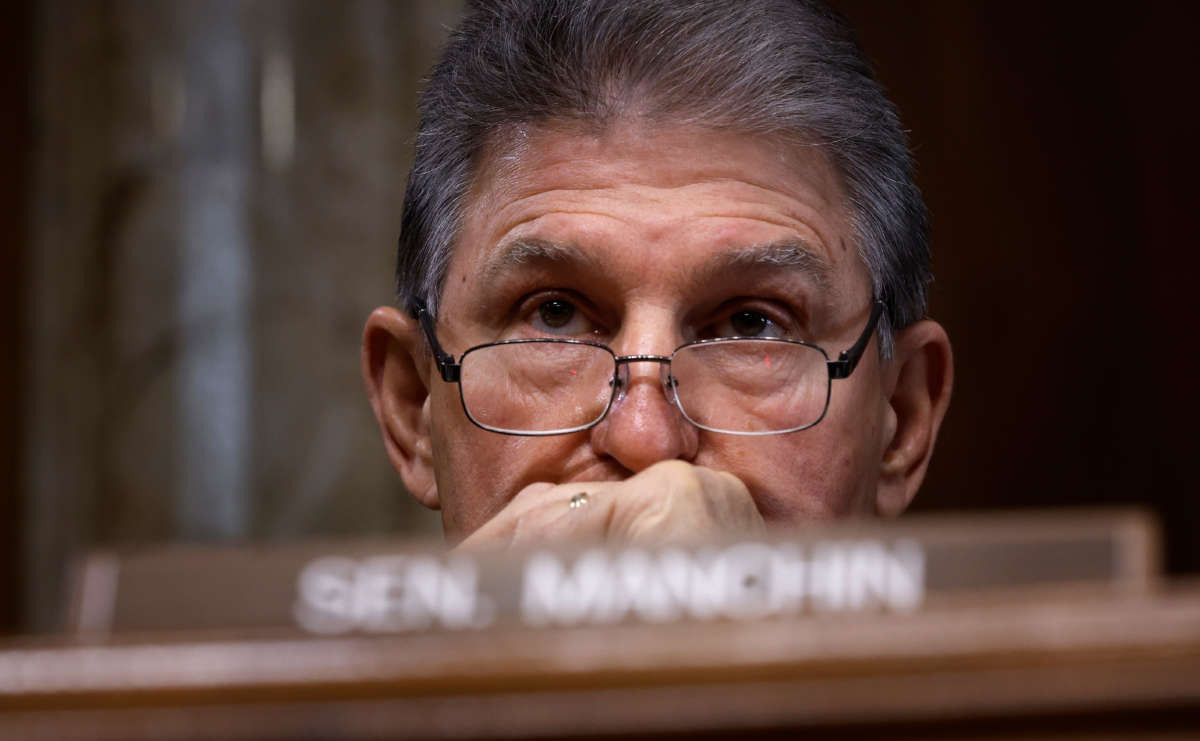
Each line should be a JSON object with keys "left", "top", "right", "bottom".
{"left": 397, "top": 0, "right": 929, "bottom": 356}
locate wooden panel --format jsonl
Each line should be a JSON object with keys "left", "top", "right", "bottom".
{"left": 1, "top": 588, "right": 1199, "bottom": 738}
{"left": 0, "top": 509, "right": 1186, "bottom": 738}
{"left": 68, "top": 509, "right": 1158, "bottom": 636}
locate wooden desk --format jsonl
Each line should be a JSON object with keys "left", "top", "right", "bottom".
{"left": 2, "top": 589, "right": 1199, "bottom": 739}
{"left": 1, "top": 510, "right": 1196, "bottom": 739}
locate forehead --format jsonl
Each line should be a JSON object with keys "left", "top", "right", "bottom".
{"left": 447, "top": 120, "right": 867, "bottom": 310}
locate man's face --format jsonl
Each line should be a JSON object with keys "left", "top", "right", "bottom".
{"left": 417, "top": 121, "right": 895, "bottom": 540}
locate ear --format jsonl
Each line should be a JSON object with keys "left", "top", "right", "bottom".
{"left": 874, "top": 319, "right": 953, "bottom": 517}
{"left": 362, "top": 306, "right": 440, "bottom": 510}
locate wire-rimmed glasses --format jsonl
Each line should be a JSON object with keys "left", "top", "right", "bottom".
{"left": 411, "top": 299, "right": 883, "bottom": 436}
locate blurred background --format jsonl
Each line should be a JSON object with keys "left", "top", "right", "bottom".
{"left": 1, "top": 0, "right": 1197, "bottom": 636}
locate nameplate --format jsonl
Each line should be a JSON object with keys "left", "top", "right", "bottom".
{"left": 70, "top": 508, "right": 1158, "bottom": 636}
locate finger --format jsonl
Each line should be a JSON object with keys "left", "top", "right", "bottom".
{"left": 608, "top": 461, "right": 764, "bottom": 542}
{"left": 531, "top": 486, "right": 616, "bottom": 544}
{"left": 455, "top": 481, "right": 615, "bottom": 550}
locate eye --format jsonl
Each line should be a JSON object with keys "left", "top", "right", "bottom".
{"left": 730, "top": 310, "right": 769, "bottom": 337}
{"left": 525, "top": 296, "right": 600, "bottom": 337}
{"left": 702, "top": 306, "right": 793, "bottom": 340}
{"left": 538, "top": 299, "right": 575, "bottom": 329}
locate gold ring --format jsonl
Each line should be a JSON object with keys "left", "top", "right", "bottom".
{"left": 569, "top": 491, "right": 590, "bottom": 510}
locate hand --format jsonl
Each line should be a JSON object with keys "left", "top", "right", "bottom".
{"left": 454, "top": 460, "right": 766, "bottom": 550}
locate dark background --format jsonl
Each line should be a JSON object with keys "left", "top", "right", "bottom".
{"left": 2, "top": 0, "right": 31, "bottom": 634}
{"left": 830, "top": 1, "right": 1200, "bottom": 573}
{"left": 3, "top": 2, "right": 1199, "bottom": 635}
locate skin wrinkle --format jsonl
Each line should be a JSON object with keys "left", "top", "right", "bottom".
{"left": 482, "top": 237, "right": 837, "bottom": 330}
{"left": 398, "top": 1, "right": 932, "bottom": 363}
{"left": 480, "top": 122, "right": 835, "bottom": 200}
{"left": 472, "top": 123, "right": 846, "bottom": 256}
{"left": 488, "top": 184, "right": 838, "bottom": 249}
{"left": 697, "top": 238, "right": 834, "bottom": 292}
{"left": 366, "top": 2, "right": 955, "bottom": 547}
{"left": 366, "top": 118, "right": 942, "bottom": 540}
{"left": 479, "top": 237, "right": 599, "bottom": 291}
{"left": 424, "top": 125, "right": 886, "bottom": 537}
{"left": 695, "top": 214, "right": 828, "bottom": 235}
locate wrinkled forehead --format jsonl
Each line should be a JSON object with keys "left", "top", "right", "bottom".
{"left": 466, "top": 117, "right": 848, "bottom": 211}
{"left": 438, "top": 118, "right": 873, "bottom": 336}
{"left": 455, "top": 117, "right": 863, "bottom": 288}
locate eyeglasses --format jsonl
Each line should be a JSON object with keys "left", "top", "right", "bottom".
{"left": 410, "top": 299, "right": 883, "bottom": 436}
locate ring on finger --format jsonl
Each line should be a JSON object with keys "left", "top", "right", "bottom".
{"left": 568, "top": 491, "right": 590, "bottom": 510}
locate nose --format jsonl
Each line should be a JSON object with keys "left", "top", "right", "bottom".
{"left": 588, "top": 356, "right": 699, "bottom": 473}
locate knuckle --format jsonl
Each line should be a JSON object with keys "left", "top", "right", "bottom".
{"left": 651, "top": 459, "right": 693, "bottom": 479}
{"left": 717, "top": 470, "right": 750, "bottom": 496}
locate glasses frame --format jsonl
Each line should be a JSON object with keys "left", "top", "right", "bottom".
{"left": 409, "top": 298, "right": 884, "bottom": 436}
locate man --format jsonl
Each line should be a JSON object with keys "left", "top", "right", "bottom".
{"left": 363, "top": 0, "right": 952, "bottom": 548}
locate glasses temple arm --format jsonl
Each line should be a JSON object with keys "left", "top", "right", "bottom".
{"left": 827, "top": 300, "right": 884, "bottom": 380}
{"left": 408, "top": 299, "right": 461, "bottom": 382}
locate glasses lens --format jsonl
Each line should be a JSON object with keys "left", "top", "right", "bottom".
{"left": 670, "top": 339, "right": 830, "bottom": 434}
{"left": 459, "top": 341, "right": 615, "bottom": 434}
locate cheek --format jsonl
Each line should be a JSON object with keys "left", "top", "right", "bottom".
{"left": 430, "top": 388, "right": 581, "bottom": 536}
{"left": 818, "top": 378, "right": 889, "bottom": 513}
{"left": 723, "top": 437, "right": 852, "bottom": 521}
{"left": 713, "top": 385, "right": 885, "bottom": 522}
{"left": 428, "top": 386, "right": 503, "bottom": 535}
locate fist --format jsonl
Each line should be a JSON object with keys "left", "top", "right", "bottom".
{"left": 455, "top": 460, "right": 766, "bottom": 550}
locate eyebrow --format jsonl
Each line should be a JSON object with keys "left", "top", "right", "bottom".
{"left": 701, "top": 238, "right": 835, "bottom": 292}
{"left": 479, "top": 235, "right": 835, "bottom": 292}
{"left": 479, "top": 237, "right": 599, "bottom": 285}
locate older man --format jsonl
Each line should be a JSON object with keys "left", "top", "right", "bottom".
{"left": 363, "top": 0, "right": 952, "bottom": 548}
